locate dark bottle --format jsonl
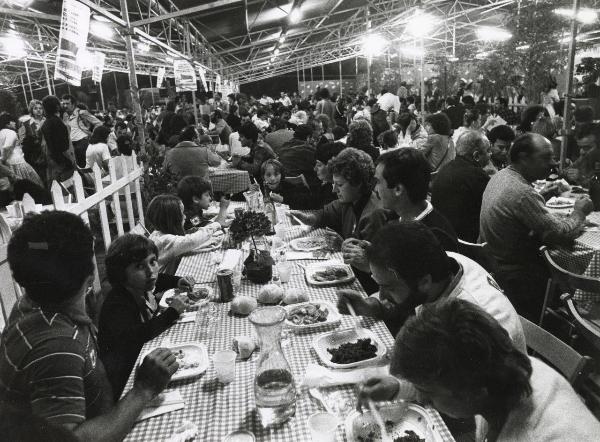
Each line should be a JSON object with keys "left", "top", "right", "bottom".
{"left": 589, "top": 162, "right": 600, "bottom": 211}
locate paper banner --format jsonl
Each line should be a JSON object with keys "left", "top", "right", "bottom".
{"left": 92, "top": 52, "right": 105, "bottom": 83}
{"left": 215, "top": 74, "right": 221, "bottom": 92}
{"left": 156, "top": 66, "right": 165, "bottom": 88}
{"left": 173, "top": 59, "right": 197, "bottom": 92}
{"left": 197, "top": 66, "right": 207, "bottom": 91}
{"left": 54, "top": 0, "right": 90, "bottom": 86}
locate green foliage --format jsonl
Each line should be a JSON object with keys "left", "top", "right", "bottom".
{"left": 141, "top": 142, "right": 179, "bottom": 204}
{"left": 229, "top": 210, "right": 272, "bottom": 244}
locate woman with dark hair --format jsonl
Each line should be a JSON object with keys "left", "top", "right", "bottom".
{"left": 146, "top": 194, "right": 227, "bottom": 274}
{"left": 260, "top": 159, "right": 311, "bottom": 209}
{"left": 517, "top": 104, "right": 548, "bottom": 134}
{"left": 359, "top": 298, "right": 600, "bottom": 441}
{"left": 288, "top": 147, "right": 381, "bottom": 240}
{"left": 422, "top": 112, "right": 455, "bottom": 171}
{"left": 177, "top": 175, "right": 230, "bottom": 230}
{"left": 40, "top": 95, "right": 75, "bottom": 183}
{"left": 346, "top": 119, "right": 380, "bottom": 161}
{"left": 541, "top": 78, "right": 559, "bottom": 118}
{"left": 98, "top": 234, "right": 194, "bottom": 397}
{"left": 395, "top": 112, "right": 428, "bottom": 148}
{"left": 85, "top": 125, "right": 112, "bottom": 171}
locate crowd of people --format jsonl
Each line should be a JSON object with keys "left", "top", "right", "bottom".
{"left": 1, "top": 80, "right": 600, "bottom": 441}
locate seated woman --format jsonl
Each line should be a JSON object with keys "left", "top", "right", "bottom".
{"left": 177, "top": 175, "right": 229, "bottom": 230}
{"left": 359, "top": 298, "right": 600, "bottom": 441}
{"left": 98, "top": 234, "right": 194, "bottom": 397}
{"left": 313, "top": 142, "right": 345, "bottom": 207}
{"left": 261, "top": 159, "right": 311, "bottom": 209}
{"left": 146, "top": 194, "right": 228, "bottom": 274}
{"left": 288, "top": 147, "right": 381, "bottom": 244}
{"left": 421, "top": 112, "right": 455, "bottom": 172}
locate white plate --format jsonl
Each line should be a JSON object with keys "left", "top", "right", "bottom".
{"left": 345, "top": 403, "right": 443, "bottom": 442}
{"left": 143, "top": 342, "right": 209, "bottom": 381}
{"left": 159, "top": 287, "right": 213, "bottom": 310}
{"left": 284, "top": 301, "right": 341, "bottom": 331}
{"left": 546, "top": 196, "right": 575, "bottom": 209}
{"left": 290, "top": 236, "right": 327, "bottom": 252}
{"left": 305, "top": 262, "right": 355, "bottom": 286}
{"left": 313, "top": 327, "right": 387, "bottom": 369}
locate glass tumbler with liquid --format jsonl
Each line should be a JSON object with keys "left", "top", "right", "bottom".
{"left": 248, "top": 306, "right": 296, "bottom": 427}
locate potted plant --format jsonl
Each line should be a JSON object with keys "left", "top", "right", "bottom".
{"left": 229, "top": 210, "right": 275, "bottom": 283}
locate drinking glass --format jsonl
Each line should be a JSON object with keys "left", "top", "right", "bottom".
{"left": 213, "top": 350, "right": 237, "bottom": 383}
{"left": 276, "top": 262, "right": 292, "bottom": 283}
{"left": 308, "top": 413, "right": 338, "bottom": 442}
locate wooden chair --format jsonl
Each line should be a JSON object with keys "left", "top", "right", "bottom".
{"left": 284, "top": 174, "right": 310, "bottom": 190}
{"left": 539, "top": 246, "right": 600, "bottom": 328}
{"left": 520, "top": 315, "right": 592, "bottom": 387}
{"left": 457, "top": 239, "right": 497, "bottom": 276}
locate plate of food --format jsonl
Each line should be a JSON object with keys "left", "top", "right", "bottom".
{"left": 305, "top": 262, "right": 355, "bottom": 286}
{"left": 290, "top": 237, "right": 328, "bottom": 252}
{"left": 345, "top": 403, "right": 443, "bottom": 442}
{"left": 284, "top": 301, "right": 341, "bottom": 331}
{"left": 313, "top": 327, "right": 387, "bottom": 369}
{"left": 143, "top": 342, "right": 208, "bottom": 381}
{"left": 546, "top": 196, "right": 575, "bottom": 209}
{"left": 159, "top": 286, "right": 212, "bottom": 311}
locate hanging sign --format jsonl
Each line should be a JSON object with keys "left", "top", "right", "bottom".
{"left": 215, "top": 74, "right": 222, "bottom": 92}
{"left": 156, "top": 66, "right": 165, "bottom": 88}
{"left": 198, "top": 66, "right": 208, "bottom": 91}
{"left": 54, "top": 0, "right": 90, "bottom": 86}
{"left": 92, "top": 52, "right": 105, "bottom": 83}
{"left": 173, "top": 59, "right": 197, "bottom": 92}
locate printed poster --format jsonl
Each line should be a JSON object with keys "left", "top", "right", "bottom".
{"left": 55, "top": 0, "right": 90, "bottom": 86}
{"left": 173, "top": 59, "right": 197, "bottom": 92}
{"left": 156, "top": 66, "right": 165, "bottom": 88}
{"left": 92, "top": 51, "right": 105, "bottom": 82}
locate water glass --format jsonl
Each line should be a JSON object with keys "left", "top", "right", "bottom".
{"left": 308, "top": 412, "right": 338, "bottom": 442}
{"left": 274, "top": 223, "right": 286, "bottom": 241}
{"left": 211, "top": 250, "right": 223, "bottom": 265}
{"left": 213, "top": 350, "right": 237, "bottom": 383}
{"left": 277, "top": 262, "right": 292, "bottom": 283}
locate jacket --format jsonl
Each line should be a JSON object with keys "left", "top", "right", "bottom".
{"left": 164, "top": 141, "right": 222, "bottom": 180}
{"left": 315, "top": 192, "right": 382, "bottom": 239}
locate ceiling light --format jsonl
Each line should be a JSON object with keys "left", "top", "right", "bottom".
{"left": 137, "top": 42, "right": 150, "bottom": 53}
{"left": 274, "top": 48, "right": 280, "bottom": 56}
{"left": 90, "top": 20, "right": 113, "bottom": 40}
{"left": 476, "top": 26, "right": 512, "bottom": 42}
{"left": 289, "top": 8, "right": 302, "bottom": 24}
{"left": 362, "top": 33, "right": 388, "bottom": 56}
{"left": 405, "top": 11, "right": 438, "bottom": 37}
{"left": 279, "top": 34, "right": 286, "bottom": 44}
{"left": 554, "top": 8, "right": 597, "bottom": 24}
{"left": 1, "top": 35, "right": 26, "bottom": 58}
{"left": 270, "top": 56, "right": 275, "bottom": 62}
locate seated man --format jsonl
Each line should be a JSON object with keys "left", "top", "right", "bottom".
{"left": 480, "top": 133, "right": 593, "bottom": 320}
{"left": 431, "top": 130, "right": 490, "bottom": 242}
{"left": 0, "top": 211, "right": 178, "bottom": 440}
{"left": 277, "top": 124, "right": 319, "bottom": 191}
{"left": 232, "top": 121, "right": 276, "bottom": 181}
{"left": 339, "top": 222, "right": 525, "bottom": 346}
{"left": 485, "top": 124, "right": 515, "bottom": 174}
{"left": 565, "top": 123, "right": 600, "bottom": 186}
{"left": 359, "top": 298, "right": 600, "bottom": 442}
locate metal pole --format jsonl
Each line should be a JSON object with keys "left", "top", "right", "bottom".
{"left": 98, "top": 78, "right": 106, "bottom": 112}
{"left": 185, "top": 21, "right": 199, "bottom": 129}
{"left": 24, "top": 58, "right": 34, "bottom": 102}
{"left": 420, "top": 38, "right": 425, "bottom": 114}
{"left": 20, "top": 75, "right": 28, "bottom": 104}
{"left": 119, "top": 0, "right": 146, "bottom": 149}
{"left": 302, "top": 62, "right": 306, "bottom": 97}
{"left": 42, "top": 56, "right": 52, "bottom": 95}
{"left": 321, "top": 65, "right": 325, "bottom": 85}
{"left": 113, "top": 71, "right": 120, "bottom": 107}
{"left": 296, "top": 61, "right": 300, "bottom": 93}
{"left": 560, "top": 0, "right": 580, "bottom": 172}
{"left": 150, "top": 73, "right": 155, "bottom": 105}
{"left": 310, "top": 66, "right": 314, "bottom": 83}
{"left": 367, "top": 56, "right": 371, "bottom": 95}
{"left": 339, "top": 60, "right": 343, "bottom": 95}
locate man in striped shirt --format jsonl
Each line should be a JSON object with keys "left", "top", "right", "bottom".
{"left": 0, "top": 211, "right": 178, "bottom": 440}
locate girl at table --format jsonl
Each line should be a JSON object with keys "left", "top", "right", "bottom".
{"left": 146, "top": 194, "right": 229, "bottom": 274}
{"left": 359, "top": 298, "right": 600, "bottom": 442}
{"left": 177, "top": 175, "right": 230, "bottom": 230}
{"left": 261, "top": 159, "right": 312, "bottom": 209}
{"left": 98, "top": 234, "right": 194, "bottom": 397}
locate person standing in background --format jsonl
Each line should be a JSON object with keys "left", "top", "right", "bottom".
{"left": 61, "top": 94, "right": 101, "bottom": 168}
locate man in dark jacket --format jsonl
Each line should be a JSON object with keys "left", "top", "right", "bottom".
{"left": 277, "top": 124, "right": 319, "bottom": 191}
{"left": 442, "top": 96, "right": 463, "bottom": 130}
{"left": 40, "top": 95, "right": 75, "bottom": 184}
{"left": 431, "top": 130, "right": 491, "bottom": 242}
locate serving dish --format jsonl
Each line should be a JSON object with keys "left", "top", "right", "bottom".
{"left": 313, "top": 327, "right": 387, "bottom": 369}
{"left": 159, "top": 287, "right": 213, "bottom": 310}
{"left": 284, "top": 301, "right": 341, "bottom": 331}
{"left": 304, "top": 262, "right": 355, "bottom": 286}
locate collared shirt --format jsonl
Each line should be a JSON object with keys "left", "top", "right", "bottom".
{"left": 480, "top": 166, "right": 584, "bottom": 270}
{"left": 0, "top": 296, "right": 110, "bottom": 425}
{"left": 377, "top": 92, "right": 400, "bottom": 113}
{"left": 64, "top": 109, "right": 101, "bottom": 142}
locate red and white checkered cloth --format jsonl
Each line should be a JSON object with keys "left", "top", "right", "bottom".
{"left": 123, "top": 205, "right": 455, "bottom": 442}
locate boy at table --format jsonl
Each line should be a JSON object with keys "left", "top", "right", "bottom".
{"left": 359, "top": 298, "right": 600, "bottom": 442}
{"left": 338, "top": 222, "right": 525, "bottom": 349}
{"left": 0, "top": 211, "right": 178, "bottom": 441}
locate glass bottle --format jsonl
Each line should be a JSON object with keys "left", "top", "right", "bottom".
{"left": 590, "top": 162, "right": 600, "bottom": 211}
{"left": 249, "top": 306, "right": 296, "bottom": 427}
{"left": 263, "top": 192, "right": 278, "bottom": 233}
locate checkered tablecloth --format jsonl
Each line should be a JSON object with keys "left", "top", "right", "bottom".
{"left": 123, "top": 205, "right": 454, "bottom": 442}
{"left": 209, "top": 165, "right": 251, "bottom": 195}
{"left": 549, "top": 212, "right": 600, "bottom": 308}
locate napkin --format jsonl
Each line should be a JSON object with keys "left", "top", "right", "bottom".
{"left": 136, "top": 391, "right": 185, "bottom": 422}
{"left": 301, "top": 363, "right": 390, "bottom": 388}
{"left": 178, "top": 312, "right": 198, "bottom": 323}
{"left": 218, "top": 249, "right": 243, "bottom": 272}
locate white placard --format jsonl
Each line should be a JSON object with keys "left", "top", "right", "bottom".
{"left": 215, "top": 74, "right": 221, "bottom": 92}
{"left": 54, "top": 0, "right": 90, "bottom": 86}
{"left": 198, "top": 66, "right": 207, "bottom": 91}
{"left": 173, "top": 59, "right": 197, "bottom": 92}
{"left": 92, "top": 52, "right": 105, "bottom": 83}
{"left": 156, "top": 66, "right": 165, "bottom": 88}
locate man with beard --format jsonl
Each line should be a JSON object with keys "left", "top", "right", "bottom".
{"left": 337, "top": 222, "right": 526, "bottom": 348}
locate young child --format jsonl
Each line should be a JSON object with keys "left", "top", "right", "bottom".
{"left": 177, "top": 175, "right": 229, "bottom": 231}
{"left": 261, "top": 159, "right": 312, "bottom": 209}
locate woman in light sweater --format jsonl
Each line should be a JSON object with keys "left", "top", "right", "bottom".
{"left": 146, "top": 194, "right": 230, "bottom": 274}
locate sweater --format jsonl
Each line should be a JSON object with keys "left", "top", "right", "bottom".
{"left": 163, "top": 141, "right": 222, "bottom": 180}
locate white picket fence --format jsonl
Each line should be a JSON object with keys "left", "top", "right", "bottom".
{"left": 0, "top": 153, "right": 145, "bottom": 329}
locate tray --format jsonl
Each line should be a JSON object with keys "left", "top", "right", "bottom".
{"left": 345, "top": 403, "right": 443, "bottom": 442}
{"left": 284, "top": 301, "right": 341, "bottom": 331}
{"left": 159, "top": 287, "right": 213, "bottom": 310}
{"left": 546, "top": 196, "right": 575, "bottom": 209}
{"left": 313, "top": 327, "right": 387, "bottom": 369}
{"left": 290, "top": 236, "right": 327, "bottom": 252}
{"left": 143, "top": 342, "right": 208, "bottom": 382}
{"left": 304, "top": 262, "right": 355, "bottom": 287}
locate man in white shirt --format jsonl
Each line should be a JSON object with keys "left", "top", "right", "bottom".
{"left": 61, "top": 94, "right": 101, "bottom": 168}
{"left": 279, "top": 92, "right": 292, "bottom": 107}
{"left": 376, "top": 88, "right": 400, "bottom": 113}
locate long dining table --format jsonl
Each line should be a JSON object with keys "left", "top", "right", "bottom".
{"left": 122, "top": 203, "right": 455, "bottom": 442}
